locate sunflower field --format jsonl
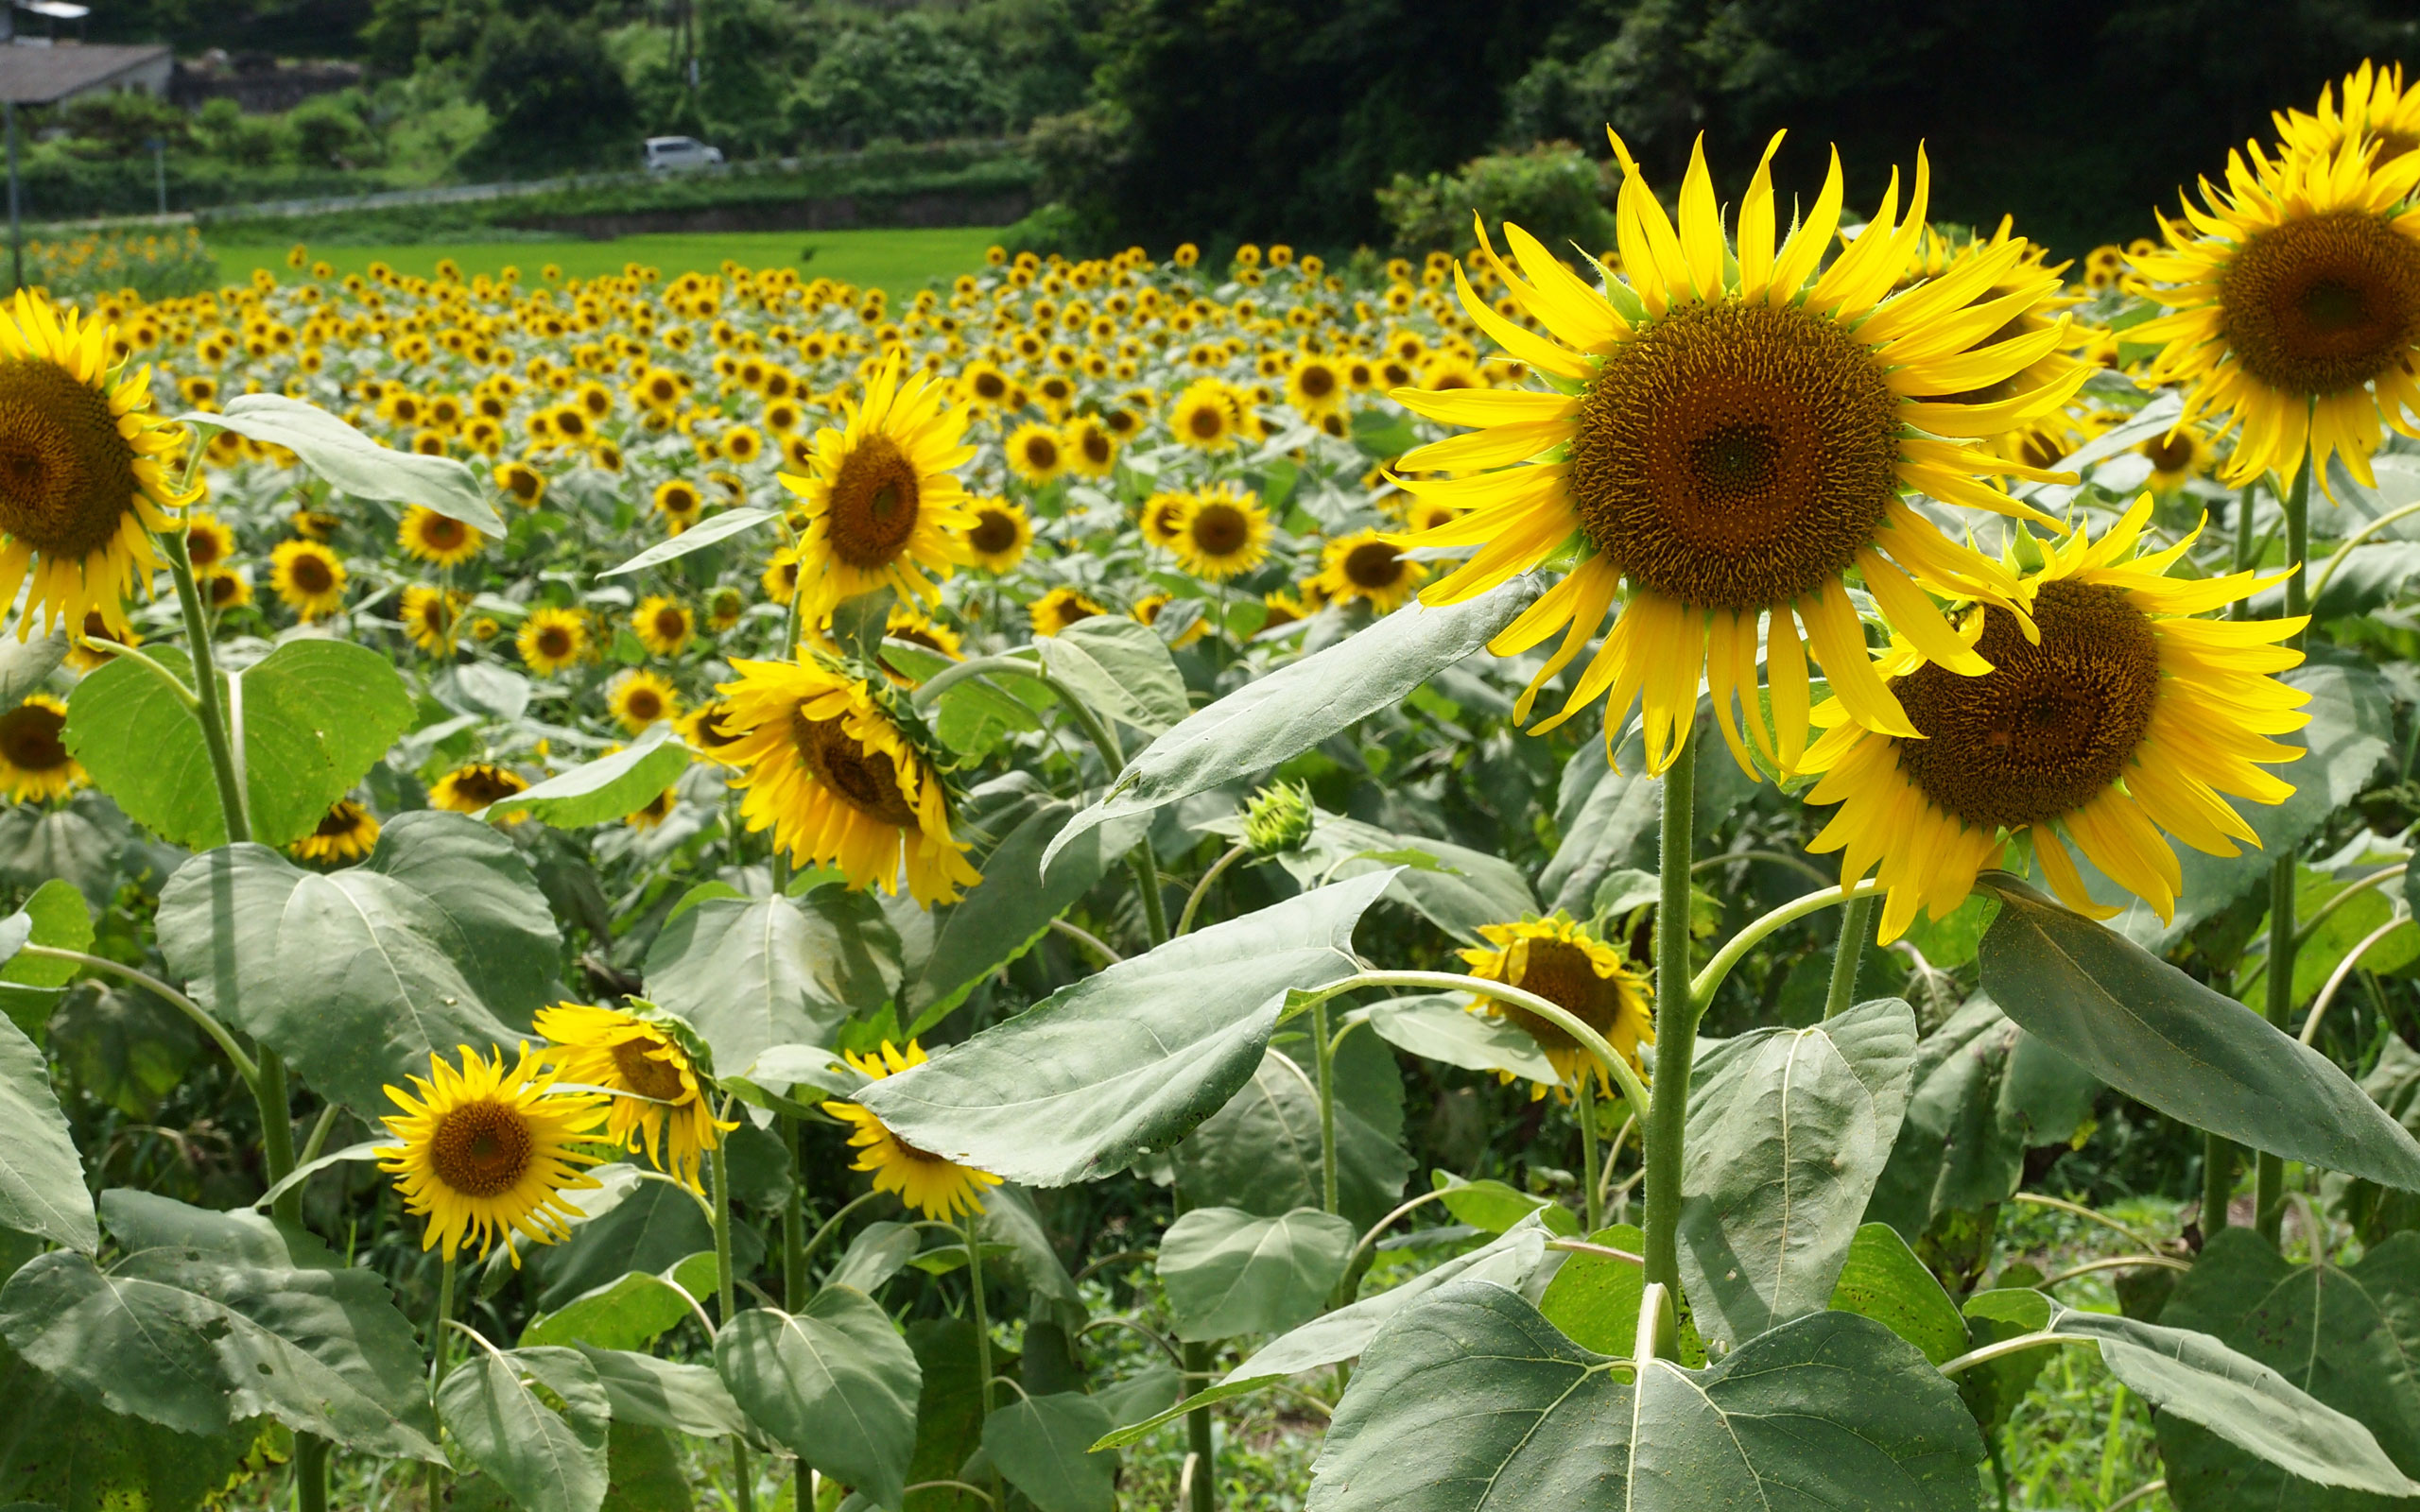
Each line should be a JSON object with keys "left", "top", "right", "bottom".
{"left": 6, "top": 57, "right": 2420, "bottom": 1512}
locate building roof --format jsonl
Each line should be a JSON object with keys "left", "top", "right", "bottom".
{"left": 0, "top": 43, "right": 169, "bottom": 105}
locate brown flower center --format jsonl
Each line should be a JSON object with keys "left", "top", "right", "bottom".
{"left": 1185, "top": 404, "right": 1225, "bottom": 440}
{"left": 1890, "top": 579, "right": 2161, "bottom": 831}
{"left": 623, "top": 687, "right": 664, "bottom": 723}
{"left": 828, "top": 434, "right": 922, "bottom": 568}
{"left": 447, "top": 765, "right": 527, "bottom": 805}
{"left": 1343, "top": 540, "right": 1407, "bottom": 590}
{"left": 1569, "top": 300, "right": 1900, "bottom": 611}
{"left": 1022, "top": 435, "right": 1062, "bottom": 471}
{"left": 792, "top": 710, "right": 920, "bottom": 826}
{"left": 1498, "top": 937, "right": 1624, "bottom": 1053}
{"left": 1298, "top": 364, "right": 1338, "bottom": 399}
{"left": 536, "top": 627, "right": 574, "bottom": 659}
{"left": 418, "top": 515, "right": 467, "bottom": 552}
{"left": 0, "top": 702, "right": 69, "bottom": 771}
{"left": 429, "top": 1100, "right": 534, "bottom": 1197}
{"left": 610, "top": 1038, "right": 689, "bottom": 1102}
{"left": 2141, "top": 431, "right": 2197, "bottom": 473}
{"left": 286, "top": 551, "right": 336, "bottom": 594}
{"left": 1188, "top": 502, "right": 1249, "bottom": 558}
{"left": 2220, "top": 208, "right": 2420, "bottom": 397}
{"left": 969, "top": 507, "right": 1020, "bottom": 555}
{"left": 0, "top": 357, "right": 140, "bottom": 559}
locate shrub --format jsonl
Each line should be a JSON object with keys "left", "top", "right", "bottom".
{"left": 1375, "top": 140, "right": 1616, "bottom": 259}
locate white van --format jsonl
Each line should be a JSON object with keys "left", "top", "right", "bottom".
{"left": 642, "top": 136, "right": 725, "bottom": 172}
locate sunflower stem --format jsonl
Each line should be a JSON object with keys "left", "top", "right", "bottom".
{"left": 1132, "top": 841, "right": 1169, "bottom": 948}
{"left": 962, "top": 1208, "right": 1008, "bottom": 1512}
{"left": 424, "top": 1256, "right": 456, "bottom": 1512}
{"left": 1577, "top": 1078, "right": 1603, "bottom": 1234}
{"left": 1184, "top": 1339, "right": 1218, "bottom": 1512}
{"left": 1824, "top": 895, "right": 1873, "bottom": 1020}
{"left": 292, "top": 1433, "right": 328, "bottom": 1512}
{"left": 160, "top": 527, "right": 251, "bottom": 845}
{"left": 782, "top": 1115, "right": 806, "bottom": 1310}
{"left": 1177, "top": 842, "right": 1251, "bottom": 936}
{"left": 2256, "top": 444, "right": 2312, "bottom": 1245}
{"left": 1641, "top": 727, "right": 1697, "bottom": 1318}
{"left": 1312, "top": 994, "right": 1340, "bottom": 1217}
{"left": 707, "top": 1109, "right": 754, "bottom": 1512}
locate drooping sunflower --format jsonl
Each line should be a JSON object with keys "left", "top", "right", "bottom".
{"left": 961, "top": 496, "right": 1031, "bottom": 573}
{"left": 269, "top": 539, "right": 347, "bottom": 620}
{"left": 1005, "top": 421, "right": 1067, "bottom": 484}
{"left": 1316, "top": 528, "right": 1426, "bottom": 612}
{"left": 633, "top": 594, "right": 696, "bottom": 658}
{"left": 883, "top": 605, "right": 963, "bottom": 663}
{"left": 430, "top": 762, "right": 530, "bottom": 815}
{"left": 400, "top": 584, "right": 459, "bottom": 653}
{"left": 1029, "top": 586, "right": 1106, "bottom": 637}
{"left": 1391, "top": 136, "right": 2083, "bottom": 776}
{"left": 824, "top": 1040, "right": 1001, "bottom": 1220}
{"left": 377, "top": 1042, "right": 608, "bottom": 1265}
{"left": 2131, "top": 130, "right": 2420, "bottom": 490}
{"left": 608, "top": 668, "right": 682, "bottom": 732}
{"left": 535, "top": 1002, "right": 734, "bottom": 1194}
{"left": 680, "top": 698, "right": 749, "bottom": 766}
{"left": 781, "top": 358, "right": 975, "bottom": 625}
{"left": 290, "top": 799, "right": 380, "bottom": 863}
{"left": 715, "top": 655, "right": 981, "bottom": 905}
{"left": 0, "top": 693, "right": 83, "bottom": 801}
{"left": 0, "top": 290, "right": 196, "bottom": 639}
{"left": 1802, "top": 495, "right": 2308, "bottom": 940}
{"left": 1460, "top": 915, "right": 1653, "bottom": 1100}
{"left": 1171, "top": 484, "right": 1271, "bottom": 582}
{"left": 518, "top": 606, "right": 589, "bottom": 675}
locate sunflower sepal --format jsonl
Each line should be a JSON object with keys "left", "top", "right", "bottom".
{"left": 616, "top": 996, "right": 721, "bottom": 1090}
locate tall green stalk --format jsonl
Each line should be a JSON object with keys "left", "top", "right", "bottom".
{"left": 1824, "top": 896, "right": 1872, "bottom": 1021}
{"left": 1641, "top": 729, "right": 1698, "bottom": 1309}
{"left": 2207, "top": 480, "right": 2263, "bottom": 1233}
{"left": 709, "top": 1122, "right": 755, "bottom": 1512}
{"left": 1312, "top": 998, "right": 1340, "bottom": 1217}
{"left": 1576, "top": 1079, "right": 1603, "bottom": 1233}
{"left": 424, "top": 1256, "right": 456, "bottom": 1512}
{"left": 963, "top": 1209, "right": 1007, "bottom": 1512}
{"left": 2256, "top": 447, "right": 2312, "bottom": 1244}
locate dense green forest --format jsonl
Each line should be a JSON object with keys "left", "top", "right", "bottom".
{"left": 47, "top": 0, "right": 2420, "bottom": 253}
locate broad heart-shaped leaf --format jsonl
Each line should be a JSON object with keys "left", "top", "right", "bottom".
{"left": 2075, "top": 662, "right": 2393, "bottom": 951}
{"left": 1358, "top": 992, "right": 1558, "bottom": 1083}
{"left": 0, "top": 1193, "right": 438, "bottom": 1459}
{"left": 1829, "top": 1223, "right": 1968, "bottom": 1366}
{"left": 0, "top": 1337, "right": 258, "bottom": 1512}
{"left": 2153, "top": 1228, "right": 2420, "bottom": 1509}
{"left": 1863, "top": 995, "right": 2098, "bottom": 1241}
{"left": 575, "top": 1344, "right": 757, "bottom": 1442}
{"left": 437, "top": 1345, "right": 610, "bottom": 1512}
{"left": 1036, "top": 616, "right": 1190, "bottom": 736}
{"left": 0, "top": 877, "right": 96, "bottom": 1030}
{"left": 2051, "top": 1300, "right": 2420, "bottom": 1496}
{"left": 1041, "top": 578, "right": 1539, "bottom": 871}
{"left": 1259, "top": 811, "right": 1538, "bottom": 945}
{"left": 1159, "top": 1207, "right": 1357, "bottom": 1342}
{"left": 64, "top": 639, "right": 415, "bottom": 849}
{"left": 1674, "top": 997, "right": 1919, "bottom": 1349}
{"left": 901, "top": 781, "right": 1147, "bottom": 1028}
{"left": 597, "top": 506, "right": 781, "bottom": 577}
{"left": 715, "top": 1287, "right": 921, "bottom": 1510}
{"left": 520, "top": 1266, "right": 696, "bottom": 1352}
{"left": 1305, "top": 1280, "right": 1985, "bottom": 1512}
{"left": 179, "top": 393, "right": 501, "bottom": 532}
{"left": 154, "top": 812, "right": 556, "bottom": 1116}
{"left": 0, "top": 1016, "right": 95, "bottom": 1253}
{"left": 1093, "top": 1220, "right": 1553, "bottom": 1452}
{"left": 983, "top": 1392, "right": 1116, "bottom": 1512}
{"left": 1976, "top": 874, "right": 2420, "bottom": 1192}
{"left": 644, "top": 889, "right": 900, "bottom": 1078}
{"left": 1171, "top": 1023, "right": 1412, "bottom": 1231}
{"left": 485, "top": 723, "right": 692, "bottom": 828}
{"left": 0, "top": 628, "right": 63, "bottom": 709}
{"left": 1537, "top": 1222, "right": 1649, "bottom": 1355}
{"left": 853, "top": 872, "right": 1390, "bottom": 1188}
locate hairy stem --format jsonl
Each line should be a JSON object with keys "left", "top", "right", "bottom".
{"left": 1642, "top": 730, "right": 1697, "bottom": 1306}
{"left": 1824, "top": 894, "right": 1872, "bottom": 1020}
{"left": 708, "top": 1111, "right": 754, "bottom": 1512}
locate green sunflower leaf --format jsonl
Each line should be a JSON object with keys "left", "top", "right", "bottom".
{"left": 715, "top": 1289, "right": 921, "bottom": 1510}
{"left": 596, "top": 507, "right": 783, "bottom": 579}
{"left": 1158, "top": 1206, "right": 1357, "bottom": 1342}
{"left": 1974, "top": 872, "right": 2420, "bottom": 1194}
{"left": 1039, "top": 576, "right": 1540, "bottom": 872}
{"left": 643, "top": 889, "right": 902, "bottom": 1078}
{"left": 983, "top": 1392, "right": 1117, "bottom": 1512}
{"left": 177, "top": 393, "right": 501, "bottom": 533}
{"left": 0, "top": 1014, "right": 95, "bottom": 1253}
{"left": 483, "top": 723, "right": 692, "bottom": 829}
{"left": 437, "top": 1345, "right": 609, "bottom": 1512}
{"left": 851, "top": 871, "right": 1392, "bottom": 1189}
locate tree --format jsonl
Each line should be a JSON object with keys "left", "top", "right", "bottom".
{"left": 786, "top": 10, "right": 1011, "bottom": 149}
{"left": 465, "top": 14, "right": 638, "bottom": 175}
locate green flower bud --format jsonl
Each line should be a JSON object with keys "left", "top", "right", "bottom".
{"left": 1241, "top": 781, "right": 1315, "bottom": 855}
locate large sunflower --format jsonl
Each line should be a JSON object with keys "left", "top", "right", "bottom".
{"left": 2274, "top": 60, "right": 2420, "bottom": 169}
{"left": 377, "top": 1043, "right": 608, "bottom": 1265}
{"left": 2131, "top": 130, "right": 2420, "bottom": 490}
{"left": 0, "top": 291, "right": 194, "bottom": 640}
{"left": 535, "top": 1002, "right": 733, "bottom": 1194}
{"left": 0, "top": 693, "right": 83, "bottom": 801}
{"left": 268, "top": 539, "right": 346, "bottom": 621}
{"left": 824, "top": 1040, "right": 1001, "bottom": 1220}
{"left": 290, "top": 799, "right": 380, "bottom": 863}
{"left": 1171, "top": 483, "right": 1270, "bottom": 582}
{"left": 1390, "top": 136, "right": 2083, "bottom": 776}
{"left": 1802, "top": 495, "right": 2308, "bottom": 940}
{"left": 781, "top": 357, "right": 975, "bottom": 625}
{"left": 961, "top": 496, "right": 1032, "bottom": 574}
{"left": 1460, "top": 915, "right": 1652, "bottom": 1100}
{"left": 716, "top": 655, "right": 981, "bottom": 905}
